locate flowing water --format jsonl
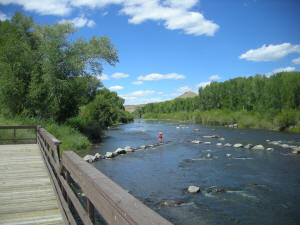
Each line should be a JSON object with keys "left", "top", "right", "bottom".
{"left": 92, "top": 119, "right": 300, "bottom": 225}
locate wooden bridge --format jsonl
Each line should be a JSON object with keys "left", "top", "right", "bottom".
{"left": 0, "top": 126, "right": 173, "bottom": 225}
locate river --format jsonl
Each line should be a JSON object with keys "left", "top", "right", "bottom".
{"left": 91, "top": 119, "right": 300, "bottom": 225}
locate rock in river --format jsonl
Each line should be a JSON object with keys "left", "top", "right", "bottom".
{"left": 83, "top": 154, "right": 95, "bottom": 163}
{"left": 115, "top": 148, "right": 126, "bottom": 154}
{"left": 224, "top": 143, "right": 232, "bottom": 147}
{"left": 233, "top": 143, "right": 243, "bottom": 148}
{"left": 216, "top": 143, "right": 222, "bottom": 146}
{"left": 204, "top": 142, "right": 211, "bottom": 145}
{"left": 187, "top": 186, "right": 200, "bottom": 193}
{"left": 252, "top": 145, "right": 264, "bottom": 150}
{"left": 244, "top": 144, "right": 254, "bottom": 149}
{"left": 105, "top": 152, "right": 114, "bottom": 158}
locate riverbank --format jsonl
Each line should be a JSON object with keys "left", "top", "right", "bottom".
{"left": 0, "top": 115, "right": 91, "bottom": 153}
{"left": 142, "top": 110, "right": 300, "bottom": 133}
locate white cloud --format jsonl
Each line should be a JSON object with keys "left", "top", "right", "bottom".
{"left": 0, "top": 0, "right": 72, "bottom": 16}
{"left": 266, "top": 66, "right": 296, "bottom": 77}
{"left": 59, "top": 16, "right": 95, "bottom": 28}
{"left": 292, "top": 57, "right": 300, "bottom": 64}
{"left": 108, "top": 85, "right": 124, "bottom": 91}
{"left": 132, "top": 81, "right": 143, "bottom": 85}
{"left": 127, "top": 90, "right": 155, "bottom": 96}
{"left": 0, "top": 0, "right": 219, "bottom": 36}
{"left": 0, "top": 11, "right": 9, "bottom": 21}
{"left": 197, "top": 81, "right": 211, "bottom": 88}
{"left": 177, "top": 85, "right": 191, "bottom": 93}
{"left": 121, "top": 0, "right": 219, "bottom": 36}
{"left": 111, "top": 72, "right": 129, "bottom": 79}
{"left": 239, "top": 43, "right": 300, "bottom": 62}
{"left": 138, "top": 73, "right": 185, "bottom": 81}
{"left": 209, "top": 75, "right": 220, "bottom": 80}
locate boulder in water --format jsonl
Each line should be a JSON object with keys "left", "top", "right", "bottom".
{"left": 269, "top": 141, "right": 280, "bottom": 146}
{"left": 218, "top": 137, "right": 225, "bottom": 141}
{"left": 216, "top": 143, "right": 222, "bottom": 146}
{"left": 226, "top": 153, "right": 232, "bottom": 158}
{"left": 291, "top": 148, "right": 300, "bottom": 154}
{"left": 105, "top": 152, "right": 114, "bottom": 158}
{"left": 140, "top": 145, "right": 146, "bottom": 149}
{"left": 192, "top": 140, "right": 202, "bottom": 144}
{"left": 115, "top": 148, "right": 126, "bottom": 154}
{"left": 83, "top": 154, "right": 95, "bottom": 163}
{"left": 266, "top": 148, "right": 274, "bottom": 152}
{"left": 252, "top": 145, "right": 264, "bottom": 150}
{"left": 203, "top": 135, "right": 219, "bottom": 139}
{"left": 94, "top": 153, "right": 101, "bottom": 159}
{"left": 224, "top": 143, "right": 232, "bottom": 147}
{"left": 280, "top": 144, "right": 290, "bottom": 149}
{"left": 233, "top": 143, "right": 243, "bottom": 148}
{"left": 209, "top": 187, "right": 227, "bottom": 194}
{"left": 244, "top": 144, "right": 254, "bottom": 149}
{"left": 187, "top": 185, "right": 200, "bottom": 193}
{"left": 204, "top": 142, "right": 211, "bottom": 145}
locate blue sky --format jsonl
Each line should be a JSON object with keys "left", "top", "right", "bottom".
{"left": 1, "top": 0, "right": 300, "bottom": 105}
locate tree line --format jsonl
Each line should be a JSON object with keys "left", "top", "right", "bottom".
{"left": 137, "top": 72, "right": 300, "bottom": 131}
{"left": 0, "top": 12, "right": 133, "bottom": 140}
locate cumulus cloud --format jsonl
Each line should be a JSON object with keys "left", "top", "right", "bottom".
{"left": 0, "top": 11, "right": 9, "bottom": 21}
{"left": 108, "top": 85, "right": 124, "bottom": 91}
{"left": 121, "top": 0, "right": 219, "bottom": 36}
{"left": 197, "top": 81, "right": 211, "bottom": 88}
{"left": 292, "top": 57, "right": 300, "bottom": 65}
{"left": 266, "top": 66, "right": 296, "bottom": 77}
{"left": 177, "top": 86, "right": 191, "bottom": 93}
{"left": 132, "top": 81, "right": 143, "bottom": 85}
{"left": 209, "top": 75, "right": 220, "bottom": 80}
{"left": 239, "top": 43, "right": 300, "bottom": 62}
{"left": 0, "top": 0, "right": 219, "bottom": 36}
{"left": 0, "top": 0, "right": 72, "bottom": 16}
{"left": 111, "top": 72, "right": 129, "bottom": 79}
{"left": 138, "top": 73, "right": 185, "bottom": 81}
{"left": 59, "top": 16, "right": 95, "bottom": 28}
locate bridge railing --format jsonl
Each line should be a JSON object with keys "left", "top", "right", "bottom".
{"left": 35, "top": 126, "right": 173, "bottom": 225}
{"left": 0, "top": 126, "right": 37, "bottom": 144}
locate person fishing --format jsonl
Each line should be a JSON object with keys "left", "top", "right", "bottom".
{"left": 159, "top": 131, "right": 163, "bottom": 143}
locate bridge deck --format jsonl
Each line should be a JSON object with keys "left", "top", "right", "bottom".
{"left": 0, "top": 144, "right": 65, "bottom": 225}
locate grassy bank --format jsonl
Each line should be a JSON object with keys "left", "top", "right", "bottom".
{"left": 0, "top": 115, "right": 91, "bottom": 152}
{"left": 142, "top": 110, "right": 300, "bottom": 132}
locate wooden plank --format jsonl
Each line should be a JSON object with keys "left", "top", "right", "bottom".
{"left": 0, "top": 144, "right": 65, "bottom": 225}
{"left": 62, "top": 151, "right": 173, "bottom": 225}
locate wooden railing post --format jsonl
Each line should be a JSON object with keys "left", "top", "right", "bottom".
{"left": 87, "top": 199, "right": 95, "bottom": 224}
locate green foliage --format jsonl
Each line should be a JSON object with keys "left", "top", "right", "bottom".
{"left": 0, "top": 12, "right": 119, "bottom": 122}
{"left": 0, "top": 115, "right": 91, "bottom": 152}
{"left": 66, "top": 88, "right": 133, "bottom": 140}
{"left": 138, "top": 72, "right": 300, "bottom": 132}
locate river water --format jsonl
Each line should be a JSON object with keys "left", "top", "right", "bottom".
{"left": 92, "top": 119, "right": 300, "bottom": 225}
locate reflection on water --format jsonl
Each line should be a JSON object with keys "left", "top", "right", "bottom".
{"left": 92, "top": 119, "right": 300, "bottom": 225}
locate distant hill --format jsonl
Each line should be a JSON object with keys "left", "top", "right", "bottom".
{"left": 177, "top": 91, "right": 197, "bottom": 99}
{"left": 124, "top": 104, "right": 145, "bottom": 113}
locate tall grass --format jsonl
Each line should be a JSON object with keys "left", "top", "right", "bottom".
{"left": 142, "top": 110, "right": 300, "bottom": 132}
{"left": 0, "top": 115, "right": 91, "bottom": 152}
